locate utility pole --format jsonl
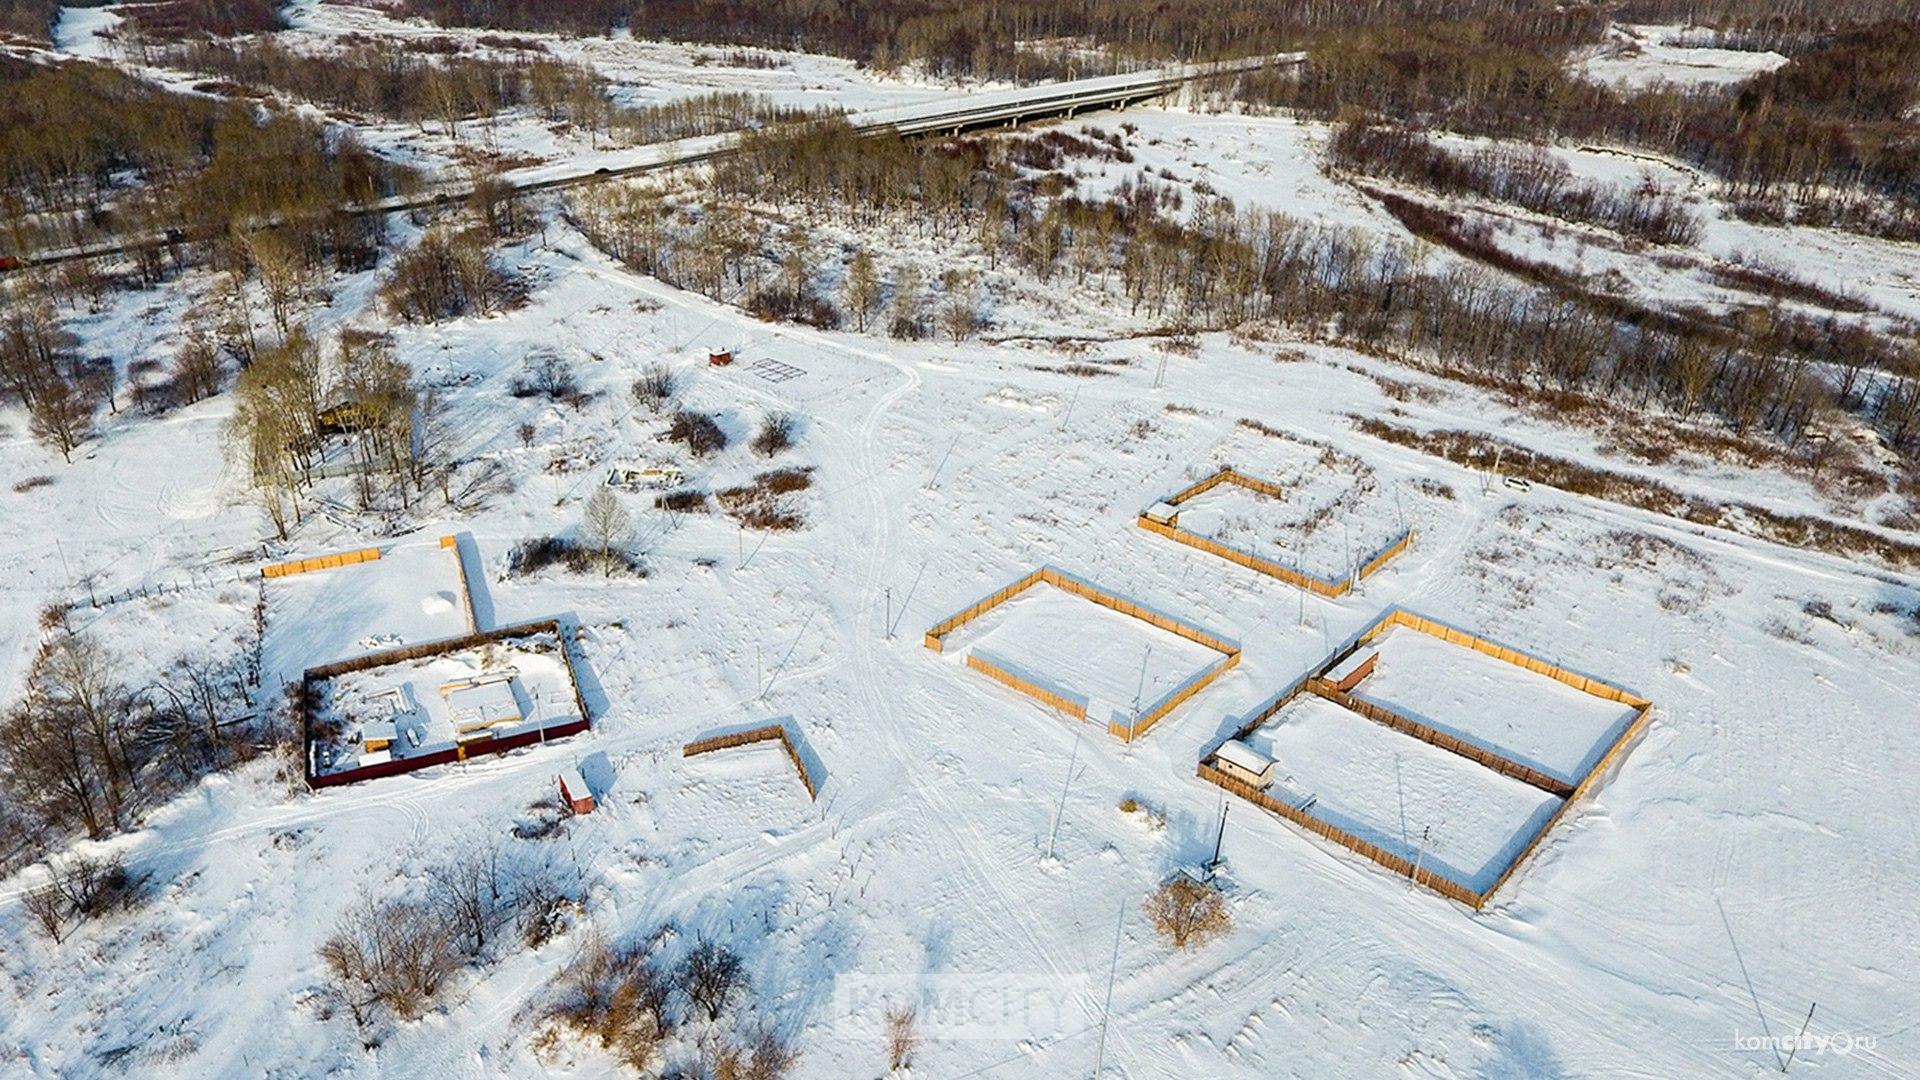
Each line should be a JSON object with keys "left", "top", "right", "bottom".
{"left": 927, "top": 434, "right": 959, "bottom": 489}
{"left": 885, "top": 587, "right": 893, "bottom": 640}
{"left": 1782, "top": 1003, "right": 1817, "bottom": 1073}
{"left": 1205, "top": 800, "right": 1229, "bottom": 879}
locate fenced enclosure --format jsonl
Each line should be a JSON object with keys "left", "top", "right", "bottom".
{"left": 1198, "top": 607, "right": 1652, "bottom": 908}
{"left": 926, "top": 565, "right": 1240, "bottom": 742}
{"left": 1138, "top": 466, "right": 1414, "bottom": 597}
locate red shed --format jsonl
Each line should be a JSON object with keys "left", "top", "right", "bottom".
{"left": 558, "top": 769, "right": 595, "bottom": 815}
{"left": 708, "top": 349, "right": 734, "bottom": 367}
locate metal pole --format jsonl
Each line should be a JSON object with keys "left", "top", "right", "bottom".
{"left": 1782, "top": 1003, "right": 1816, "bottom": 1073}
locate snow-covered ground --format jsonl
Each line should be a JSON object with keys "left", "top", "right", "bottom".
{"left": 1574, "top": 23, "right": 1788, "bottom": 89}
{"left": 2, "top": 25, "right": 1919, "bottom": 1079}
{"left": 940, "top": 580, "right": 1227, "bottom": 725}
{"left": 1244, "top": 693, "right": 1563, "bottom": 893}
{"left": 1351, "top": 626, "right": 1641, "bottom": 785}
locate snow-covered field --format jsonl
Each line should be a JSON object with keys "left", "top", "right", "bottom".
{"left": 940, "top": 580, "right": 1227, "bottom": 725}
{"left": 2, "top": 16, "right": 1918, "bottom": 1079}
{"left": 1244, "top": 693, "right": 1563, "bottom": 893}
{"left": 1352, "top": 626, "right": 1642, "bottom": 785}
{"left": 1574, "top": 24, "right": 1789, "bottom": 89}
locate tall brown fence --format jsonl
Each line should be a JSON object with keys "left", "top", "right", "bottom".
{"left": 263, "top": 546, "right": 382, "bottom": 579}
{"left": 301, "top": 618, "right": 592, "bottom": 789}
{"left": 683, "top": 723, "right": 819, "bottom": 800}
{"left": 1200, "top": 605, "right": 1653, "bottom": 908}
{"left": 1137, "top": 467, "right": 1414, "bottom": 596}
{"left": 1307, "top": 679, "right": 1575, "bottom": 797}
{"left": 441, "top": 534, "right": 479, "bottom": 634}
{"left": 1197, "top": 760, "right": 1483, "bottom": 906}
{"left": 925, "top": 565, "right": 1239, "bottom": 742}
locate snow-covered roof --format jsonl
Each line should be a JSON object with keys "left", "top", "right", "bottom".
{"left": 1327, "top": 650, "right": 1376, "bottom": 684}
{"left": 361, "top": 719, "right": 398, "bottom": 745}
{"left": 1215, "top": 738, "right": 1274, "bottom": 777}
{"left": 1144, "top": 501, "right": 1180, "bottom": 523}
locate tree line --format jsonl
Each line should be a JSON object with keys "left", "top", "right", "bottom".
{"left": 576, "top": 119, "right": 1919, "bottom": 455}
{"left": 1, "top": 56, "right": 406, "bottom": 267}
{"left": 1232, "top": 11, "right": 1920, "bottom": 240}
{"left": 397, "top": 0, "right": 1600, "bottom": 83}
{"left": 0, "top": 617, "right": 257, "bottom": 855}
{"left": 1327, "top": 121, "right": 1702, "bottom": 245}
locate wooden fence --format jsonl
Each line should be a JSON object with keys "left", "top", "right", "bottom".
{"left": 1198, "top": 605, "right": 1653, "bottom": 908}
{"left": 262, "top": 546, "right": 381, "bottom": 579}
{"left": 1196, "top": 760, "right": 1484, "bottom": 906}
{"left": 441, "top": 534, "right": 479, "bottom": 634}
{"left": 924, "top": 566, "right": 1239, "bottom": 742}
{"left": 1307, "top": 680, "right": 1575, "bottom": 797}
{"left": 683, "top": 723, "right": 819, "bottom": 800}
{"left": 966, "top": 651, "right": 1089, "bottom": 720}
{"left": 1137, "top": 467, "right": 1415, "bottom": 596}
{"left": 301, "top": 618, "right": 593, "bottom": 789}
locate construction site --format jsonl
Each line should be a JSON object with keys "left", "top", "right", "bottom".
{"left": 258, "top": 535, "right": 595, "bottom": 788}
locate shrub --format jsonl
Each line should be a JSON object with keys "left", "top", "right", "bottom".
{"left": 509, "top": 536, "right": 643, "bottom": 578}
{"left": 631, "top": 363, "right": 676, "bottom": 411}
{"left": 666, "top": 409, "right": 729, "bottom": 457}
{"left": 751, "top": 412, "right": 796, "bottom": 456}
{"left": 1144, "top": 876, "right": 1230, "bottom": 950}
{"left": 716, "top": 467, "right": 812, "bottom": 531}
{"left": 716, "top": 1028, "right": 798, "bottom": 1080}
{"left": 551, "top": 936, "right": 676, "bottom": 1071}
{"left": 320, "top": 895, "right": 460, "bottom": 1024}
{"left": 655, "top": 488, "right": 709, "bottom": 513}
{"left": 511, "top": 353, "right": 580, "bottom": 402}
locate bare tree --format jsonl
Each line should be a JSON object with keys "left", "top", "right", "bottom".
{"left": 751, "top": 412, "right": 795, "bottom": 457}
{"left": 715, "top": 1028, "right": 797, "bottom": 1080}
{"left": 320, "top": 894, "right": 459, "bottom": 1025}
{"left": 171, "top": 332, "right": 224, "bottom": 404}
{"left": 885, "top": 1004, "right": 918, "bottom": 1071}
{"left": 677, "top": 936, "right": 748, "bottom": 1022}
{"left": 427, "top": 845, "right": 518, "bottom": 958}
{"left": 1144, "top": 875, "right": 1231, "bottom": 950}
{"left": 581, "top": 488, "right": 632, "bottom": 576}
{"left": 937, "top": 269, "right": 981, "bottom": 343}
{"left": 843, "top": 248, "right": 880, "bottom": 332}
{"left": 630, "top": 363, "right": 676, "bottom": 412}
{"left": 22, "top": 883, "right": 66, "bottom": 943}
{"left": 26, "top": 372, "right": 99, "bottom": 463}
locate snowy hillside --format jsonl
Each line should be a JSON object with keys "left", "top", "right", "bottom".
{"left": 1, "top": 3, "right": 1917, "bottom": 1078}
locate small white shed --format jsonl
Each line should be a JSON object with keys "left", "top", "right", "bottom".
{"left": 1143, "top": 501, "right": 1181, "bottom": 525}
{"left": 1213, "top": 739, "right": 1276, "bottom": 789}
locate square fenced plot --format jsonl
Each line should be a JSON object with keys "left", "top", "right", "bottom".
{"left": 1199, "top": 608, "right": 1651, "bottom": 907}
{"left": 301, "top": 621, "right": 590, "bottom": 787}
{"left": 262, "top": 542, "right": 470, "bottom": 686}
{"left": 1242, "top": 695, "right": 1562, "bottom": 895}
{"left": 1349, "top": 624, "right": 1643, "bottom": 787}
{"left": 925, "top": 567, "right": 1240, "bottom": 741}
{"left": 1139, "top": 464, "right": 1413, "bottom": 597}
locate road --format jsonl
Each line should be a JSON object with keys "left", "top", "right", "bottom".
{"left": 1, "top": 54, "right": 1300, "bottom": 272}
